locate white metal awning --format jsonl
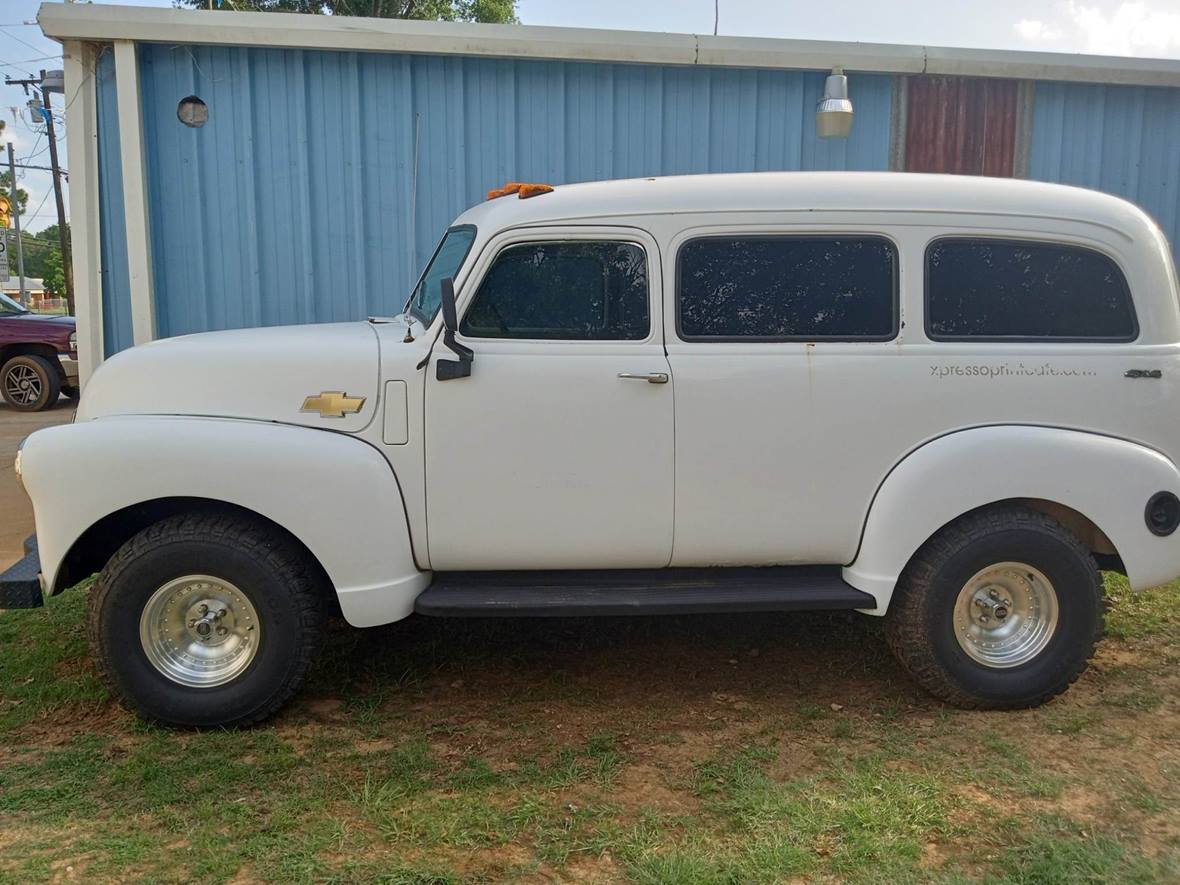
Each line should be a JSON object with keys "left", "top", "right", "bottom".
{"left": 38, "top": 2, "right": 1180, "bottom": 89}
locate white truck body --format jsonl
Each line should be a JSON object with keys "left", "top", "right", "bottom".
{"left": 9, "top": 171, "right": 1180, "bottom": 723}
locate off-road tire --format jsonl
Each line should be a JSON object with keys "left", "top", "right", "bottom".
{"left": 0, "top": 353, "right": 60, "bottom": 412}
{"left": 885, "top": 504, "right": 1104, "bottom": 709}
{"left": 87, "top": 512, "right": 326, "bottom": 728}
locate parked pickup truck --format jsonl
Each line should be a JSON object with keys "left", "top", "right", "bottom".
{"left": 0, "top": 292, "right": 78, "bottom": 411}
{"left": 4, "top": 172, "right": 1180, "bottom": 728}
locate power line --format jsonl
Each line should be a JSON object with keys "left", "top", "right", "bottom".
{"left": 0, "top": 27, "right": 54, "bottom": 58}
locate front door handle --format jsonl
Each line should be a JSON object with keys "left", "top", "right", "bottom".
{"left": 618, "top": 372, "right": 669, "bottom": 384}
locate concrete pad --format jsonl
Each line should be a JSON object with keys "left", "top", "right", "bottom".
{"left": 0, "top": 399, "right": 75, "bottom": 567}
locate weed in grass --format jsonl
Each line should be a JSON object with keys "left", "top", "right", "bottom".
{"left": 0, "top": 584, "right": 106, "bottom": 731}
{"left": 1102, "top": 689, "right": 1165, "bottom": 713}
{"left": 1104, "top": 574, "right": 1180, "bottom": 640}
{"left": 1042, "top": 707, "right": 1104, "bottom": 736}
{"left": 992, "top": 816, "right": 1179, "bottom": 884}
{"left": 974, "top": 732, "right": 1065, "bottom": 799}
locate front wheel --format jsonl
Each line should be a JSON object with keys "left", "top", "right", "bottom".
{"left": 87, "top": 513, "right": 326, "bottom": 727}
{"left": 885, "top": 505, "right": 1104, "bottom": 709}
{"left": 1, "top": 354, "right": 60, "bottom": 411}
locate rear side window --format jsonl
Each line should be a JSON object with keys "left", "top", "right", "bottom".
{"left": 926, "top": 238, "right": 1137, "bottom": 341}
{"left": 460, "top": 241, "right": 649, "bottom": 340}
{"left": 677, "top": 236, "right": 898, "bottom": 340}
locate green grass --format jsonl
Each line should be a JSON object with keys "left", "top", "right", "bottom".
{"left": 2, "top": 577, "right": 1179, "bottom": 882}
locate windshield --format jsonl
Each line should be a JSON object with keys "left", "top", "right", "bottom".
{"left": 0, "top": 292, "right": 29, "bottom": 316}
{"left": 406, "top": 226, "right": 477, "bottom": 325}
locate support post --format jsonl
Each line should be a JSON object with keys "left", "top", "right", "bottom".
{"left": 112, "top": 40, "right": 156, "bottom": 347}
{"left": 62, "top": 41, "right": 103, "bottom": 386}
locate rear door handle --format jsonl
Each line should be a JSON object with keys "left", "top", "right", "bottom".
{"left": 618, "top": 372, "right": 669, "bottom": 384}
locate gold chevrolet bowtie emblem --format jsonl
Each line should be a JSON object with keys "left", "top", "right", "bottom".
{"left": 301, "top": 391, "right": 366, "bottom": 419}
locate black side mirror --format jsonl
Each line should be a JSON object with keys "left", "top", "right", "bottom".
{"left": 436, "top": 276, "right": 473, "bottom": 381}
{"left": 439, "top": 276, "right": 459, "bottom": 332}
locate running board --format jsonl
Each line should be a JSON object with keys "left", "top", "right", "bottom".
{"left": 414, "top": 567, "right": 875, "bottom": 617}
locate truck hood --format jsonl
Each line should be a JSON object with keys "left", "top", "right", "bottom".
{"left": 76, "top": 323, "right": 384, "bottom": 433}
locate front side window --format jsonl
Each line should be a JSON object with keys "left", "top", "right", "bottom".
{"left": 926, "top": 238, "right": 1137, "bottom": 340}
{"left": 460, "top": 241, "right": 649, "bottom": 340}
{"left": 0, "top": 292, "right": 29, "bottom": 316}
{"left": 407, "top": 225, "right": 477, "bottom": 325}
{"left": 677, "top": 236, "right": 898, "bottom": 340}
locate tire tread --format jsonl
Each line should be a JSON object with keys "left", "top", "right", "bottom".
{"left": 87, "top": 511, "right": 325, "bottom": 728}
{"left": 884, "top": 504, "right": 1105, "bottom": 709}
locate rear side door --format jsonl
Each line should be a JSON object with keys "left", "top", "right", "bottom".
{"left": 424, "top": 227, "right": 674, "bottom": 570}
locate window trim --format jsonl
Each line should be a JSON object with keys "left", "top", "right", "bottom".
{"left": 406, "top": 224, "right": 478, "bottom": 327}
{"left": 458, "top": 237, "right": 654, "bottom": 343}
{"left": 923, "top": 235, "right": 1140, "bottom": 344}
{"left": 674, "top": 233, "right": 901, "bottom": 343}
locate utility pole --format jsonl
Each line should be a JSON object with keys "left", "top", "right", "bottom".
{"left": 4, "top": 71, "right": 73, "bottom": 316}
{"left": 7, "top": 143, "right": 27, "bottom": 307}
{"left": 40, "top": 70, "right": 72, "bottom": 316}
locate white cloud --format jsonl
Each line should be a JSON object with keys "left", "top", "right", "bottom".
{"left": 1015, "top": 19, "right": 1063, "bottom": 41}
{"left": 1015, "top": 1, "right": 1180, "bottom": 57}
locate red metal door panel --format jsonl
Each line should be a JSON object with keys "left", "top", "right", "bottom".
{"left": 905, "top": 76, "right": 1018, "bottom": 177}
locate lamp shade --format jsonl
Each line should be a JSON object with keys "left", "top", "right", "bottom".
{"left": 816, "top": 69, "right": 853, "bottom": 139}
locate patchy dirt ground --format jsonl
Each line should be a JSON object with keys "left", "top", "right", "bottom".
{"left": 1, "top": 579, "right": 1178, "bottom": 883}
{"left": 1, "top": 404, "right": 1178, "bottom": 882}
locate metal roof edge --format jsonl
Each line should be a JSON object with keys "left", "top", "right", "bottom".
{"left": 37, "top": 2, "right": 1180, "bottom": 87}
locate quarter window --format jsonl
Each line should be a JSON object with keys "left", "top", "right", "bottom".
{"left": 677, "top": 236, "right": 898, "bottom": 340}
{"left": 461, "top": 241, "right": 649, "bottom": 340}
{"left": 926, "top": 238, "right": 1137, "bottom": 340}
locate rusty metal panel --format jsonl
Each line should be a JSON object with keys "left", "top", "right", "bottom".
{"left": 904, "top": 76, "right": 1018, "bottom": 176}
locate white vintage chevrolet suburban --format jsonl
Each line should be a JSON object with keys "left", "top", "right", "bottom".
{"left": 4, "top": 172, "right": 1180, "bottom": 727}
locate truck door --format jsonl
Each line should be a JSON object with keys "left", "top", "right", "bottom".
{"left": 425, "top": 228, "right": 674, "bottom": 570}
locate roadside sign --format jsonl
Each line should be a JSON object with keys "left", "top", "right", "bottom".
{"left": 0, "top": 230, "right": 8, "bottom": 279}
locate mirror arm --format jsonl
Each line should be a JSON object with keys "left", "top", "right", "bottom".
{"left": 437, "top": 328, "right": 473, "bottom": 380}
{"left": 436, "top": 277, "right": 473, "bottom": 380}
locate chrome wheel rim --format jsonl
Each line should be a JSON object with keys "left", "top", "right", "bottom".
{"left": 3, "top": 365, "right": 42, "bottom": 406}
{"left": 953, "top": 562, "right": 1059, "bottom": 668}
{"left": 139, "top": 575, "right": 261, "bottom": 688}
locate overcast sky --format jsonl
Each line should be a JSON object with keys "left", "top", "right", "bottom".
{"left": 1, "top": 0, "right": 1178, "bottom": 233}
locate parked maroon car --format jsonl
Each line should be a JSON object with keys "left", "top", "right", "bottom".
{"left": 0, "top": 292, "right": 77, "bottom": 411}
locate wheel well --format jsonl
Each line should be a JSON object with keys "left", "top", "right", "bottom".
{"left": 918, "top": 498, "right": 1123, "bottom": 573}
{"left": 1, "top": 342, "right": 61, "bottom": 369}
{"left": 52, "top": 497, "right": 338, "bottom": 608}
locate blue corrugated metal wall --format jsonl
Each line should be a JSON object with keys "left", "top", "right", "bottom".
{"left": 93, "top": 41, "right": 1180, "bottom": 354}
{"left": 96, "top": 44, "right": 894, "bottom": 352}
{"left": 1030, "top": 81, "right": 1180, "bottom": 266}
{"left": 95, "top": 50, "right": 133, "bottom": 357}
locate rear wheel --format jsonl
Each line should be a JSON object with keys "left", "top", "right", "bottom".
{"left": 87, "top": 513, "right": 326, "bottom": 727}
{"left": 885, "top": 504, "right": 1104, "bottom": 709}
{"left": 1, "top": 354, "right": 60, "bottom": 411}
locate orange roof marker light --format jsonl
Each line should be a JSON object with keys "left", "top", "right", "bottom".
{"left": 487, "top": 181, "right": 554, "bottom": 200}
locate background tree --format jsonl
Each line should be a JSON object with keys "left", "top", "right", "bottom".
{"left": 8, "top": 224, "right": 68, "bottom": 279}
{"left": 40, "top": 248, "right": 65, "bottom": 299}
{"left": 0, "top": 172, "right": 29, "bottom": 217}
{"left": 176, "top": 0, "right": 517, "bottom": 21}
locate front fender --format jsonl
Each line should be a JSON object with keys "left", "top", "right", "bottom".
{"left": 843, "top": 426, "right": 1180, "bottom": 612}
{"left": 18, "top": 416, "right": 429, "bottom": 627}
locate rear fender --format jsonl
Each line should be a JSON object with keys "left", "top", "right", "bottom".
{"left": 844, "top": 426, "right": 1180, "bottom": 612}
{"left": 18, "top": 416, "right": 428, "bottom": 627}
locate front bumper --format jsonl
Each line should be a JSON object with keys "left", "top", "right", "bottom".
{"left": 58, "top": 354, "right": 79, "bottom": 383}
{"left": 0, "top": 535, "right": 44, "bottom": 609}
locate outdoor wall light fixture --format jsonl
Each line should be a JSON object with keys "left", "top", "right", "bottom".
{"left": 816, "top": 67, "right": 853, "bottom": 139}
{"left": 177, "top": 95, "right": 209, "bottom": 128}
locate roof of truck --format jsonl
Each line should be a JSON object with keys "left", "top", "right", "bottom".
{"left": 453, "top": 171, "right": 1155, "bottom": 237}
